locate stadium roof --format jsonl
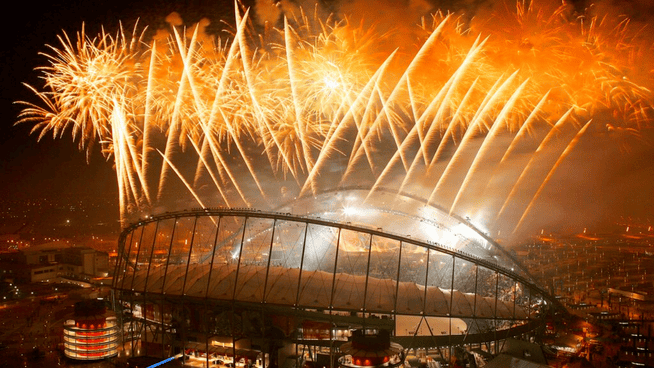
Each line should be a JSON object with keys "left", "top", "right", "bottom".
{"left": 124, "top": 263, "right": 527, "bottom": 319}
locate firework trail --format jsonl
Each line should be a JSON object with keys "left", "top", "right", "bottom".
{"left": 17, "top": 0, "right": 654, "bottom": 239}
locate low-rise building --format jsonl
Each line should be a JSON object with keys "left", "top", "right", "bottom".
{"left": 2, "top": 241, "right": 109, "bottom": 283}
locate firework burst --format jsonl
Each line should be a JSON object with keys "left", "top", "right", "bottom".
{"left": 17, "top": 0, "right": 654, "bottom": 240}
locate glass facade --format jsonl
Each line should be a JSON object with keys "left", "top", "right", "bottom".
{"left": 112, "top": 209, "right": 557, "bottom": 363}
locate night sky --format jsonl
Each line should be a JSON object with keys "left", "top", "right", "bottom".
{"left": 1, "top": 0, "right": 237, "bottom": 201}
{"left": 2, "top": 0, "right": 653, "bottom": 234}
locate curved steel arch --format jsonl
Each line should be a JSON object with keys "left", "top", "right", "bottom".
{"left": 112, "top": 209, "right": 566, "bottom": 364}
{"left": 114, "top": 209, "right": 563, "bottom": 314}
{"left": 283, "top": 186, "right": 535, "bottom": 280}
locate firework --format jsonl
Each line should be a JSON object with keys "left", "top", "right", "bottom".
{"left": 18, "top": 0, "right": 654, "bottom": 240}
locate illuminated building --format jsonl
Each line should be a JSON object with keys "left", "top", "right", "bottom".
{"left": 112, "top": 206, "right": 562, "bottom": 366}
{"left": 338, "top": 330, "right": 404, "bottom": 368}
{"left": 63, "top": 300, "right": 119, "bottom": 360}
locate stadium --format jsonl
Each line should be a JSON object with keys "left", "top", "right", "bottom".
{"left": 112, "top": 189, "right": 561, "bottom": 367}
{"left": 17, "top": 0, "right": 653, "bottom": 365}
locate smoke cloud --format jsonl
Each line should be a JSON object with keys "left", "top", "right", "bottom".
{"left": 166, "top": 0, "right": 654, "bottom": 240}
{"left": 254, "top": 0, "right": 283, "bottom": 25}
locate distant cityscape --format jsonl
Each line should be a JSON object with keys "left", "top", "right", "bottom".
{"left": 0, "top": 196, "right": 119, "bottom": 249}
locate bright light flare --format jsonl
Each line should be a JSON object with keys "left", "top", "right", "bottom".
{"left": 323, "top": 76, "right": 340, "bottom": 90}
{"left": 17, "top": 1, "right": 654, "bottom": 238}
